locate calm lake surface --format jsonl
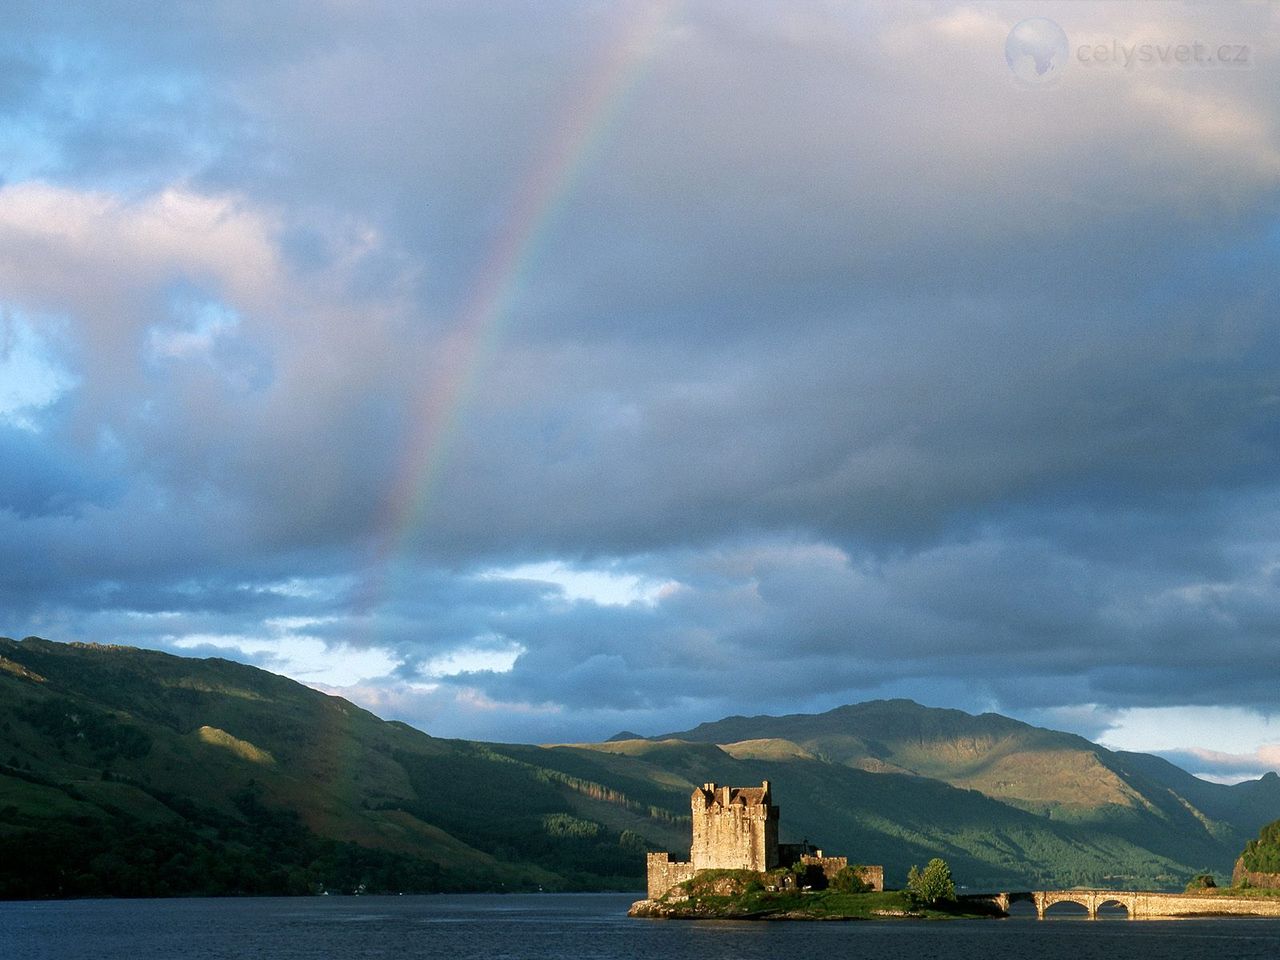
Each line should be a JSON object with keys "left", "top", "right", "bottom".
{"left": 5, "top": 892, "right": 1280, "bottom": 960}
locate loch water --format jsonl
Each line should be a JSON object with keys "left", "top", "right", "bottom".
{"left": 5, "top": 892, "right": 1280, "bottom": 960}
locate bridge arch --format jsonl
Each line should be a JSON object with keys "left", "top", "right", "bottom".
{"left": 1036, "top": 890, "right": 1138, "bottom": 920}
{"left": 969, "top": 888, "right": 1280, "bottom": 921}
{"left": 1041, "top": 897, "right": 1090, "bottom": 919}
{"left": 998, "top": 890, "right": 1039, "bottom": 921}
{"left": 964, "top": 890, "right": 1153, "bottom": 920}
{"left": 1096, "top": 897, "right": 1130, "bottom": 919}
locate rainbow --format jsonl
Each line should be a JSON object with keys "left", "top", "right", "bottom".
{"left": 357, "top": 1, "right": 679, "bottom": 627}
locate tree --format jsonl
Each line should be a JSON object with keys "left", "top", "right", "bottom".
{"left": 1185, "top": 873, "right": 1217, "bottom": 892}
{"left": 831, "top": 865, "right": 871, "bottom": 893}
{"left": 906, "top": 857, "right": 955, "bottom": 906}
{"left": 1241, "top": 818, "right": 1280, "bottom": 874}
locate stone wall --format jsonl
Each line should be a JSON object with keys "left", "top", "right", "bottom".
{"left": 1034, "top": 888, "right": 1280, "bottom": 919}
{"left": 855, "top": 863, "right": 885, "bottom": 892}
{"left": 646, "top": 852, "right": 696, "bottom": 900}
{"left": 1132, "top": 891, "right": 1280, "bottom": 918}
{"left": 781, "top": 855, "right": 885, "bottom": 891}
{"left": 797, "top": 854, "right": 846, "bottom": 885}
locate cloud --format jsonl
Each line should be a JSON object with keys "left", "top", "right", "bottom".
{"left": 479, "top": 560, "right": 677, "bottom": 608}
{"left": 1094, "top": 706, "right": 1280, "bottom": 781}
{"left": 1163, "top": 745, "right": 1280, "bottom": 783}
{"left": 2, "top": 2, "right": 1280, "bottom": 751}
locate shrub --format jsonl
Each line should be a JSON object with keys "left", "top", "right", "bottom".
{"left": 832, "top": 865, "right": 872, "bottom": 893}
{"left": 1185, "top": 873, "right": 1217, "bottom": 892}
{"left": 906, "top": 858, "right": 955, "bottom": 906}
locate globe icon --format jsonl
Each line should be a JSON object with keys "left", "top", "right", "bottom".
{"left": 1005, "top": 18, "right": 1069, "bottom": 85}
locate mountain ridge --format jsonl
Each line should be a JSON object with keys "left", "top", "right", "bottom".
{"left": 654, "top": 698, "right": 1270, "bottom": 830}
{"left": 2, "top": 636, "right": 1276, "bottom": 898}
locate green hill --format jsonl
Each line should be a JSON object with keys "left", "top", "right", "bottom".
{"left": 1, "top": 637, "right": 1277, "bottom": 898}
{"left": 1236, "top": 818, "right": 1280, "bottom": 886}
{"left": 0, "top": 636, "right": 680, "bottom": 897}
{"left": 654, "top": 699, "right": 1280, "bottom": 871}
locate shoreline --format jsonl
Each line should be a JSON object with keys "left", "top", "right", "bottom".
{"left": 628, "top": 888, "right": 1003, "bottom": 922}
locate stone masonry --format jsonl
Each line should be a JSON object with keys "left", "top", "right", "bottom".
{"left": 795, "top": 856, "right": 883, "bottom": 892}
{"left": 689, "top": 781, "right": 779, "bottom": 871}
{"left": 967, "top": 887, "right": 1280, "bottom": 920}
{"left": 645, "top": 852, "right": 697, "bottom": 901}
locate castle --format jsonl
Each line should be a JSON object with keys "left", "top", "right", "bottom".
{"left": 645, "top": 780, "right": 883, "bottom": 899}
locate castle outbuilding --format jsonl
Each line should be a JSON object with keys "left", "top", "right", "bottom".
{"left": 645, "top": 780, "right": 883, "bottom": 900}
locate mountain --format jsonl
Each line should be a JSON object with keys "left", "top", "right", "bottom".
{"left": 657, "top": 700, "right": 1210, "bottom": 820}
{"left": 2, "top": 637, "right": 1277, "bottom": 898}
{"left": 648, "top": 700, "right": 1280, "bottom": 881}
{"left": 0, "top": 636, "right": 684, "bottom": 897}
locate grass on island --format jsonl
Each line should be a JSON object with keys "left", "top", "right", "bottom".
{"left": 650, "top": 869, "right": 999, "bottom": 920}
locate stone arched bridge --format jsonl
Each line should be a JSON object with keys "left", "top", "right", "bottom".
{"left": 960, "top": 889, "right": 1280, "bottom": 920}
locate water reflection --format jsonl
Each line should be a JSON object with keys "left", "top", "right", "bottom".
{"left": 1043, "top": 900, "right": 1090, "bottom": 920}
{"left": 3, "top": 894, "right": 1280, "bottom": 960}
{"left": 1097, "top": 901, "right": 1130, "bottom": 920}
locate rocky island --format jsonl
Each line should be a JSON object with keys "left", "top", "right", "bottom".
{"left": 629, "top": 780, "right": 988, "bottom": 920}
{"left": 629, "top": 866, "right": 997, "bottom": 920}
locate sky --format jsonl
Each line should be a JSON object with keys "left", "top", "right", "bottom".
{"left": 2, "top": 1, "right": 1279, "bottom": 782}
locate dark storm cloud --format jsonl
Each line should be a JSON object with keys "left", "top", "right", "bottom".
{"left": 0, "top": 422, "right": 119, "bottom": 518}
{"left": 1, "top": 2, "right": 1279, "bottom": 749}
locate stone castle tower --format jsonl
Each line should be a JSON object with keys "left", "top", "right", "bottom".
{"left": 689, "top": 781, "right": 779, "bottom": 871}
{"left": 645, "top": 780, "right": 779, "bottom": 899}
{"left": 644, "top": 779, "right": 882, "bottom": 900}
